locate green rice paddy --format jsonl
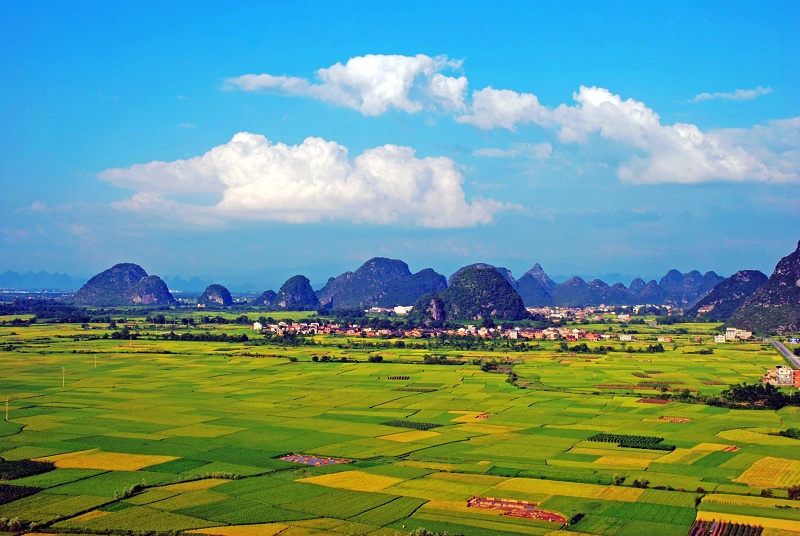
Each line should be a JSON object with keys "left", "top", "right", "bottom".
{"left": 0, "top": 317, "right": 799, "bottom": 534}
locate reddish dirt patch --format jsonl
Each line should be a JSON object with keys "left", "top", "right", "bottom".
{"left": 638, "top": 398, "right": 669, "bottom": 404}
{"left": 476, "top": 413, "right": 491, "bottom": 419}
{"left": 279, "top": 454, "right": 349, "bottom": 466}
{"left": 722, "top": 445, "right": 739, "bottom": 452}
{"left": 659, "top": 416, "right": 691, "bottom": 423}
{"left": 467, "top": 496, "right": 567, "bottom": 523}
{"left": 701, "top": 381, "right": 726, "bottom": 385}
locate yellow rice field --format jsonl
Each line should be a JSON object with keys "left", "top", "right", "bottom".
{"left": 718, "top": 429, "right": 798, "bottom": 446}
{"left": 696, "top": 511, "right": 800, "bottom": 532}
{"left": 654, "top": 442, "right": 731, "bottom": 465}
{"left": 593, "top": 455, "right": 653, "bottom": 469}
{"left": 448, "top": 411, "right": 488, "bottom": 422}
{"left": 703, "top": 493, "right": 800, "bottom": 509}
{"left": 455, "top": 423, "right": 523, "bottom": 434}
{"left": 298, "top": 469, "right": 403, "bottom": 492}
{"left": 187, "top": 523, "right": 290, "bottom": 536}
{"left": 493, "top": 478, "right": 644, "bottom": 501}
{"left": 734, "top": 456, "right": 800, "bottom": 487}
{"left": 378, "top": 430, "right": 441, "bottom": 442}
{"left": 70, "top": 510, "right": 110, "bottom": 523}
{"left": 34, "top": 449, "right": 177, "bottom": 470}
{"left": 398, "top": 460, "right": 459, "bottom": 471}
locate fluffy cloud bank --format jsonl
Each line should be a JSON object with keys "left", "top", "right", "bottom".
{"left": 224, "top": 54, "right": 467, "bottom": 115}
{"left": 461, "top": 85, "right": 797, "bottom": 183}
{"left": 100, "top": 133, "right": 507, "bottom": 228}
{"left": 228, "top": 55, "right": 797, "bottom": 184}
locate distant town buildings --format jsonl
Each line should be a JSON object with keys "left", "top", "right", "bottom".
{"left": 713, "top": 328, "right": 753, "bottom": 343}
{"left": 763, "top": 365, "right": 800, "bottom": 387}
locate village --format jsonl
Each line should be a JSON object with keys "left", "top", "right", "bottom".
{"left": 251, "top": 306, "right": 756, "bottom": 345}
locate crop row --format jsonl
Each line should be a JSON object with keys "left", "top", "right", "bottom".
{"left": 587, "top": 433, "right": 676, "bottom": 451}
{"left": 383, "top": 420, "right": 442, "bottom": 430}
{"left": 689, "top": 520, "right": 763, "bottom": 536}
{"left": 588, "top": 433, "right": 664, "bottom": 445}
{"left": 0, "top": 460, "right": 55, "bottom": 480}
{"left": 0, "top": 484, "right": 41, "bottom": 506}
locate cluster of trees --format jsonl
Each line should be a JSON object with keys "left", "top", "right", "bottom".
{"left": 0, "top": 484, "right": 40, "bottom": 508}
{"left": 158, "top": 331, "right": 249, "bottom": 343}
{"left": 423, "top": 354, "right": 464, "bottom": 365}
{"left": 0, "top": 460, "right": 54, "bottom": 480}
{"left": 587, "top": 433, "right": 676, "bottom": 451}
{"left": 560, "top": 343, "right": 612, "bottom": 354}
{"left": 0, "top": 298, "right": 91, "bottom": 323}
{"left": 382, "top": 420, "right": 441, "bottom": 430}
{"left": 311, "top": 355, "right": 349, "bottom": 362}
{"left": 720, "top": 382, "right": 800, "bottom": 409}
{"left": 260, "top": 332, "right": 316, "bottom": 347}
{"left": 660, "top": 382, "right": 800, "bottom": 410}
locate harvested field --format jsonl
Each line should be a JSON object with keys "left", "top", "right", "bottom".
{"left": 734, "top": 456, "right": 800, "bottom": 488}
{"left": 659, "top": 416, "right": 691, "bottom": 423}
{"left": 695, "top": 511, "right": 795, "bottom": 532}
{"left": 638, "top": 398, "right": 669, "bottom": 404}
{"left": 279, "top": 454, "right": 349, "bottom": 466}
{"left": 467, "top": 496, "right": 567, "bottom": 523}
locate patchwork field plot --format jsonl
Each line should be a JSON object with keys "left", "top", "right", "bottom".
{"left": 0, "top": 319, "right": 799, "bottom": 534}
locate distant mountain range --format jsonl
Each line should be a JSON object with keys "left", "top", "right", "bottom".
{"left": 0, "top": 270, "right": 87, "bottom": 290}
{"left": 68, "top": 257, "right": 728, "bottom": 312}
{"left": 12, "top": 239, "right": 800, "bottom": 333}
{"left": 443, "top": 262, "right": 724, "bottom": 309}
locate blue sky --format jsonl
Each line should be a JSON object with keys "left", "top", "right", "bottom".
{"left": 2, "top": 1, "right": 798, "bottom": 289}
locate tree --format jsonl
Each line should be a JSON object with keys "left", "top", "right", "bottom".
{"left": 788, "top": 485, "right": 800, "bottom": 500}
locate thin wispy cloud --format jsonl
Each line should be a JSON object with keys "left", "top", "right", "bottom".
{"left": 693, "top": 86, "right": 773, "bottom": 102}
{"left": 474, "top": 143, "right": 552, "bottom": 160}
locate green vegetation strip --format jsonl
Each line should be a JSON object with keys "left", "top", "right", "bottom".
{"left": 588, "top": 433, "right": 676, "bottom": 451}
{"left": 383, "top": 420, "right": 442, "bottom": 430}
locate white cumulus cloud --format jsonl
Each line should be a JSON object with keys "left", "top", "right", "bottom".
{"left": 100, "top": 133, "right": 509, "bottom": 228}
{"left": 693, "top": 86, "right": 773, "bottom": 102}
{"left": 224, "top": 54, "right": 466, "bottom": 116}
{"left": 225, "top": 54, "right": 797, "bottom": 185}
{"left": 549, "top": 86, "right": 798, "bottom": 184}
{"left": 458, "top": 87, "right": 547, "bottom": 130}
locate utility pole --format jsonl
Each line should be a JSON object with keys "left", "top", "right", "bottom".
{"left": 5, "top": 399, "right": 8, "bottom": 421}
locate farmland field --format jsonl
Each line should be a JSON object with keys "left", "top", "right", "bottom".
{"left": 1, "top": 316, "right": 800, "bottom": 534}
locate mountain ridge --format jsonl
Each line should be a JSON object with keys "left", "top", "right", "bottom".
{"left": 728, "top": 241, "right": 800, "bottom": 334}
